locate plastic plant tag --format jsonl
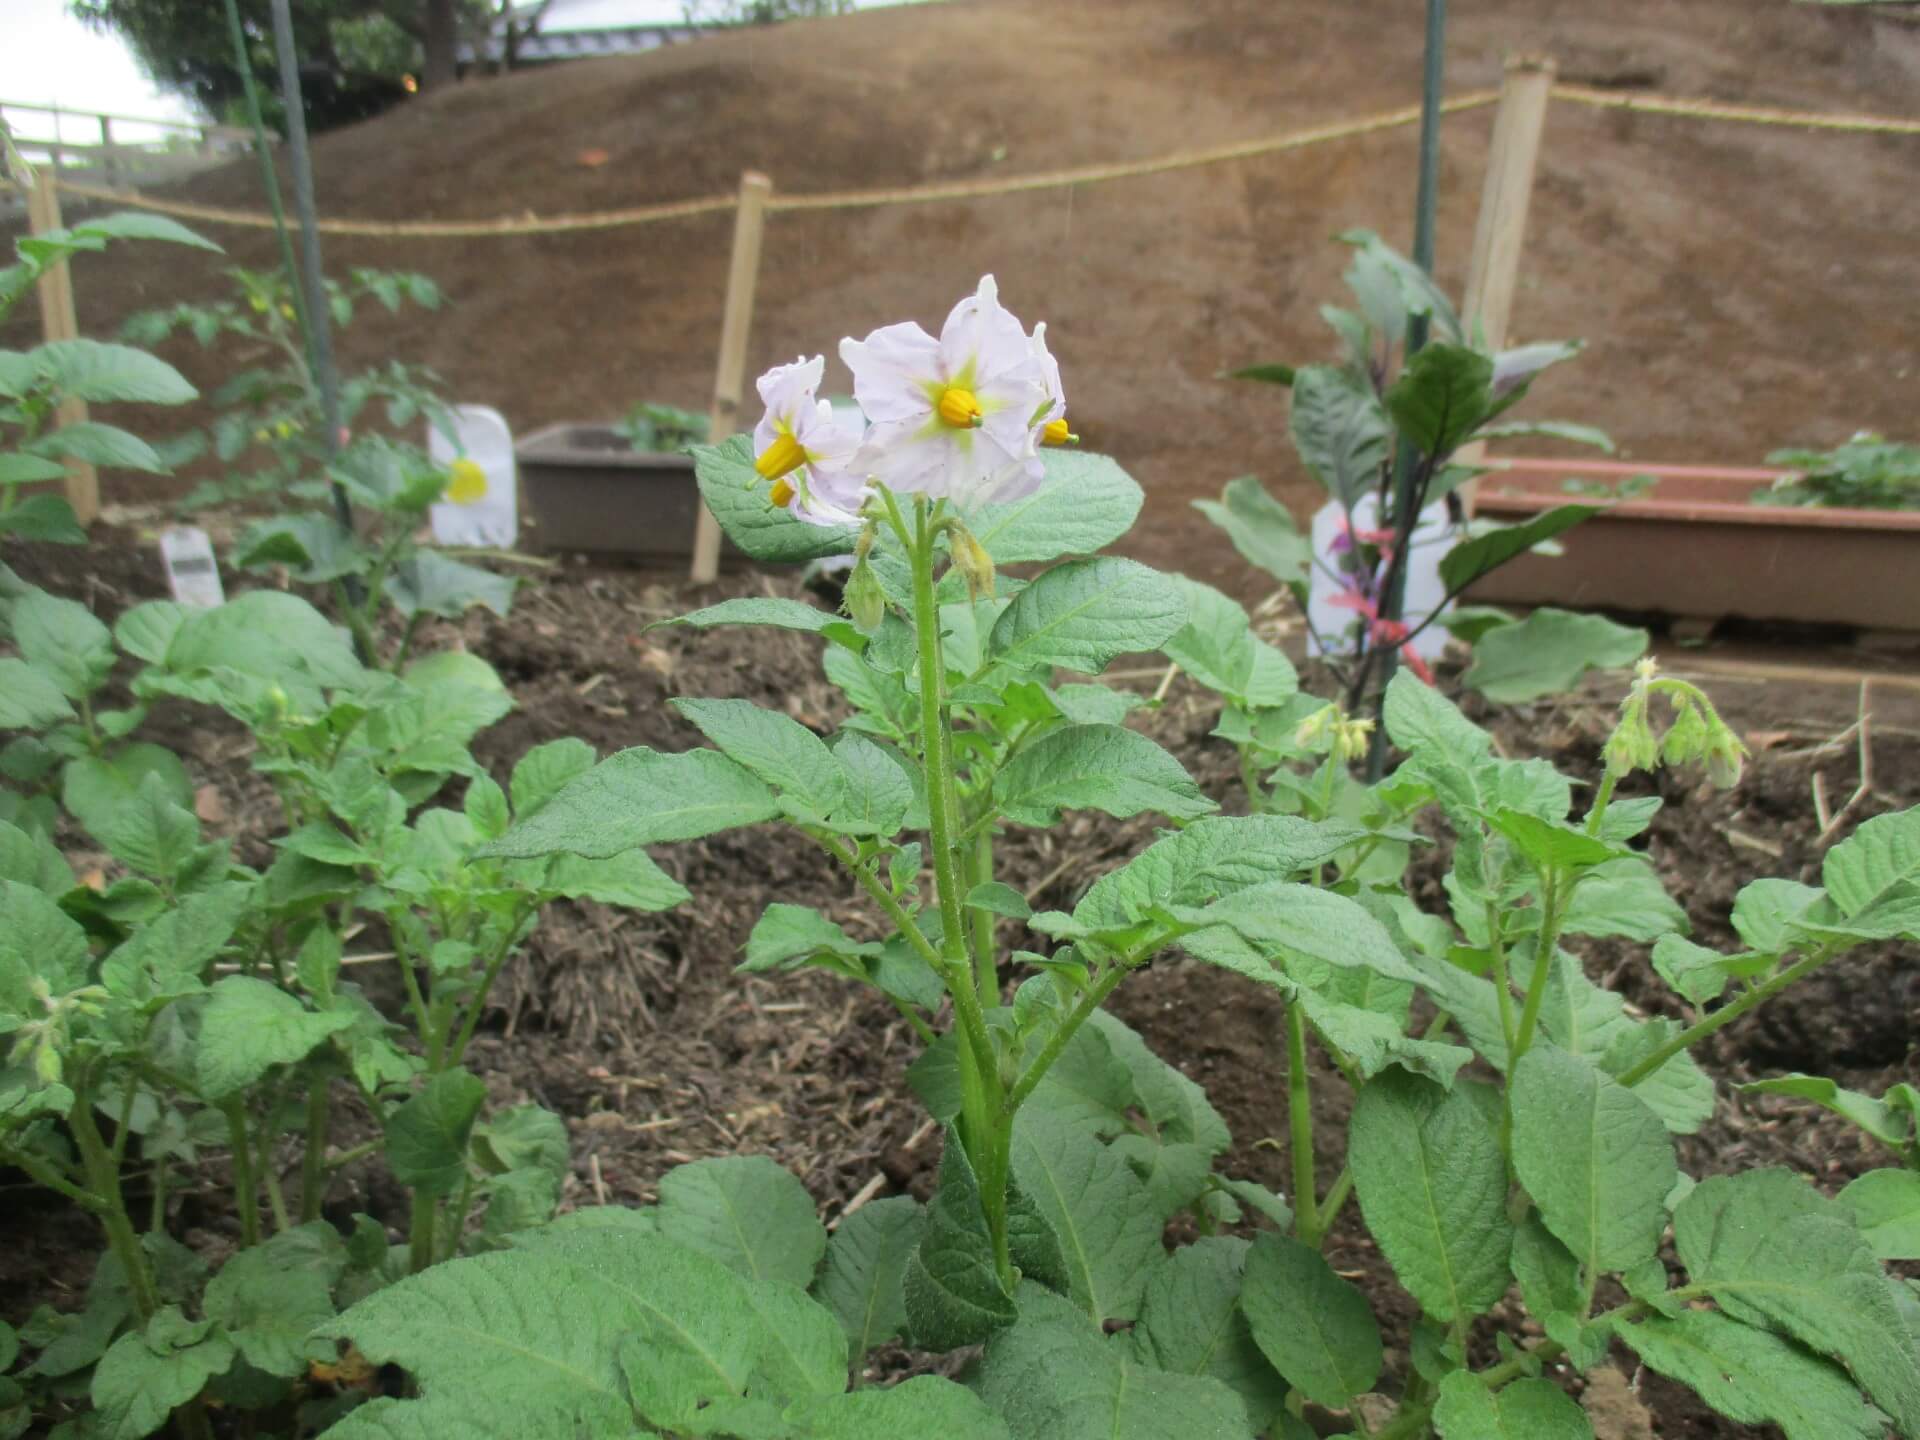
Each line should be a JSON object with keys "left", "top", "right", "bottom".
{"left": 1307, "top": 494, "right": 1452, "bottom": 663}
{"left": 428, "top": 404, "right": 518, "bottom": 548}
{"left": 159, "top": 526, "right": 225, "bottom": 608}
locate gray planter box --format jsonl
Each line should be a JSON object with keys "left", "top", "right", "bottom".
{"left": 517, "top": 422, "right": 734, "bottom": 562}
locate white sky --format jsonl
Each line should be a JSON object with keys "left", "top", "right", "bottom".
{"left": 1, "top": 0, "right": 197, "bottom": 142}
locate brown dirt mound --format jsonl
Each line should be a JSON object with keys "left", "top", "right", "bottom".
{"left": 8, "top": 0, "right": 1920, "bottom": 587}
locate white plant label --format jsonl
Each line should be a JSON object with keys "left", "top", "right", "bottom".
{"left": 159, "top": 527, "right": 225, "bottom": 609}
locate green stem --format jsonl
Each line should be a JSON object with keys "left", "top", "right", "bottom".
{"left": 325, "top": 1137, "right": 381, "bottom": 1173}
{"left": 444, "top": 1169, "right": 477, "bottom": 1262}
{"left": 69, "top": 1091, "right": 161, "bottom": 1321}
{"left": 109, "top": 1072, "right": 141, "bottom": 1170}
{"left": 904, "top": 489, "right": 1010, "bottom": 1289}
{"left": 1583, "top": 769, "right": 1620, "bottom": 837}
{"left": 5, "top": 1143, "right": 107, "bottom": 1214}
{"left": 1004, "top": 959, "right": 1135, "bottom": 1116}
{"left": 816, "top": 835, "right": 946, "bottom": 1049}
{"left": 1287, "top": 1003, "right": 1321, "bottom": 1247}
{"left": 150, "top": 1155, "right": 169, "bottom": 1231}
{"left": 1507, "top": 873, "right": 1566, "bottom": 1066}
{"left": 408, "top": 1189, "right": 438, "bottom": 1275}
{"left": 1484, "top": 904, "right": 1518, "bottom": 1056}
{"left": 223, "top": 1102, "right": 262, "bottom": 1249}
{"left": 301, "top": 1082, "right": 331, "bottom": 1223}
{"left": 447, "top": 918, "right": 529, "bottom": 1069}
{"left": 1618, "top": 942, "right": 1843, "bottom": 1087}
{"left": 968, "top": 827, "right": 997, "bottom": 991}
{"left": 392, "top": 611, "right": 426, "bottom": 670}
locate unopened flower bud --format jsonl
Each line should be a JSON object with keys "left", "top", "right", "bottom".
{"left": 1333, "top": 716, "right": 1376, "bottom": 763}
{"left": 949, "top": 522, "right": 995, "bottom": 601}
{"left": 1660, "top": 701, "right": 1708, "bottom": 766}
{"left": 34, "top": 1040, "right": 62, "bottom": 1086}
{"left": 844, "top": 557, "right": 886, "bottom": 633}
{"left": 1704, "top": 731, "right": 1748, "bottom": 790}
{"left": 1295, "top": 704, "right": 1338, "bottom": 750}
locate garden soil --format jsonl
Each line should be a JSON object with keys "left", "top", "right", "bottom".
{"left": 3, "top": 534, "right": 1916, "bottom": 1439}
{"left": 6, "top": 0, "right": 1920, "bottom": 586}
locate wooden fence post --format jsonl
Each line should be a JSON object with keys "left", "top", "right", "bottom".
{"left": 691, "top": 170, "right": 772, "bottom": 583}
{"left": 25, "top": 166, "right": 98, "bottom": 527}
{"left": 1458, "top": 55, "right": 1555, "bottom": 486}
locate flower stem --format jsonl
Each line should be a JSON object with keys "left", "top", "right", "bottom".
{"left": 1506, "top": 874, "right": 1566, "bottom": 1067}
{"left": 1583, "top": 769, "right": 1620, "bottom": 837}
{"left": 1287, "top": 1003, "right": 1321, "bottom": 1247}
{"left": 1617, "top": 942, "right": 1842, "bottom": 1087}
{"left": 905, "top": 490, "right": 1011, "bottom": 1289}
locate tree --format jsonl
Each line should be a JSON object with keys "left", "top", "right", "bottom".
{"left": 70, "top": 0, "right": 479, "bottom": 130}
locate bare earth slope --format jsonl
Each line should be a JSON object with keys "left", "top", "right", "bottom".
{"left": 16, "top": 0, "right": 1920, "bottom": 580}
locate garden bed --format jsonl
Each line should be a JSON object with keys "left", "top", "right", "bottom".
{"left": 3, "top": 531, "right": 1915, "bottom": 1438}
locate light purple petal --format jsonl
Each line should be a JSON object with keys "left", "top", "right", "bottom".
{"left": 841, "top": 323, "right": 940, "bottom": 424}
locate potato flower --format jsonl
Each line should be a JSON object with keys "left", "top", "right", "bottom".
{"left": 839, "top": 275, "right": 1049, "bottom": 506}
{"left": 751, "top": 355, "right": 867, "bottom": 525}
{"left": 1028, "top": 321, "right": 1075, "bottom": 449}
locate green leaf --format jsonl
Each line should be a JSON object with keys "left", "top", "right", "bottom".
{"left": 1161, "top": 577, "right": 1298, "bottom": 709}
{"left": 994, "top": 723, "right": 1214, "bottom": 827}
{"left": 62, "top": 742, "right": 192, "bottom": 843}
{"left": 813, "top": 1195, "right": 922, "bottom": 1356}
{"left": 654, "top": 1154, "right": 827, "bottom": 1289}
{"left": 1473, "top": 419, "right": 1614, "bottom": 451}
{"left": 902, "top": 1132, "right": 1016, "bottom": 1349}
{"left": 967, "top": 450, "right": 1145, "bottom": 563}
{"left": 202, "top": 1224, "right": 342, "bottom": 1377}
{"left": 1536, "top": 956, "right": 1714, "bottom": 1135}
{"left": 742, "top": 902, "right": 878, "bottom": 975}
{"left": 1087, "top": 1010, "right": 1231, "bottom": 1154}
{"left": 386, "top": 1068, "right": 488, "bottom": 1197}
{"left": 73, "top": 211, "right": 221, "bottom": 250}
{"left": 386, "top": 550, "right": 515, "bottom": 619}
{"left": 1385, "top": 344, "right": 1494, "bottom": 458}
{"left": 1824, "top": 808, "right": 1920, "bottom": 918}
{"left": 1675, "top": 1168, "right": 1920, "bottom": 1434}
{"left": 0, "top": 878, "right": 92, "bottom": 1012}
{"left": 673, "top": 697, "right": 847, "bottom": 824}
{"left": 508, "top": 737, "right": 597, "bottom": 819}
{"left": 1561, "top": 857, "right": 1687, "bottom": 942}
{"left": 1191, "top": 474, "right": 1312, "bottom": 589}
{"left": 1617, "top": 1309, "right": 1882, "bottom": 1440}
{"left": 323, "top": 1230, "right": 815, "bottom": 1436}
{"left": 829, "top": 732, "right": 912, "bottom": 837}
{"left": 0, "top": 493, "right": 87, "bottom": 543}
{"left": 987, "top": 557, "right": 1187, "bottom": 676}
{"left": 1171, "top": 881, "right": 1425, "bottom": 986}
{"left": 1049, "top": 682, "right": 1144, "bottom": 727}
{"left": 1462, "top": 609, "right": 1648, "bottom": 704}
{"left": 1484, "top": 808, "right": 1626, "bottom": 871}
{"left": 95, "top": 770, "right": 201, "bottom": 881}
{"left": 1651, "top": 934, "right": 1735, "bottom": 1006}
{"left": 1510, "top": 1044, "right": 1676, "bottom": 1275}
{"left": 1129, "top": 1238, "right": 1290, "bottom": 1432}
{"left": 0, "top": 451, "right": 70, "bottom": 484}
{"left": 1432, "top": 1372, "right": 1593, "bottom": 1439}
{"left": 101, "top": 881, "right": 251, "bottom": 1005}
{"left": 1731, "top": 878, "right": 1824, "bottom": 953}
{"left": 1240, "top": 1232, "right": 1383, "bottom": 1410}
{"left": 660, "top": 596, "right": 865, "bottom": 650}
{"left": 113, "top": 601, "right": 188, "bottom": 665}
{"left": 10, "top": 589, "right": 113, "bottom": 703}
{"left": 0, "top": 817, "right": 72, "bottom": 895}
{"left": 542, "top": 851, "right": 689, "bottom": 911}
{"left": 1838, "top": 1170, "right": 1920, "bottom": 1261}
{"left": 1441, "top": 506, "right": 1600, "bottom": 597}
{"left": 195, "top": 976, "right": 355, "bottom": 1101}
{"left": 90, "top": 1307, "right": 235, "bottom": 1440}
{"left": 31, "top": 339, "right": 197, "bottom": 404}
{"left": 1009, "top": 1109, "right": 1163, "bottom": 1323}
{"left": 235, "top": 513, "right": 372, "bottom": 585}
{"left": 787, "top": 1375, "right": 1010, "bottom": 1438}
{"left": 1737, "top": 1075, "right": 1911, "bottom": 1152}
{"left": 1510, "top": 1211, "right": 1584, "bottom": 1326}
{"left": 0, "top": 657, "right": 75, "bottom": 728}
{"left": 692, "top": 435, "right": 859, "bottom": 562}
{"left": 1074, "top": 815, "right": 1370, "bottom": 932}
{"left": 480, "top": 746, "right": 779, "bottom": 860}
{"left": 1288, "top": 365, "right": 1391, "bottom": 505}
{"left": 1350, "top": 1071, "right": 1512, "bottom": 1325}
{"left": 26, "top": 421, "right": 168, "bottom": 473}
{"left": 974, "top": 1288, "right": 1250, "bottom": 1440}
{"left": 1225, "top": 361, "right": 1296, "bottom": 385}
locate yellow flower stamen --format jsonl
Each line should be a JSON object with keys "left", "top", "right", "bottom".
{"left": 1041, "top": 417, "right": 1076, "bottom": 446}
{"left": 445, "top": 459, "right": 488, "bottom": 505}
{"left": 755, "top": 430, "right": 806, "bottom": 481}
{"left": 936, "top": 386, "right": 984, "bottom": 429}
{"left": 769, "top": 477, "right": 797, "bottom": 509}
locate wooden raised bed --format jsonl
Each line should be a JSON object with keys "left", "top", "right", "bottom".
{"left": 516, "top": 423, "right": 735, "bottom": 562}
{"left": 1467, "top": 458, "right": 1920, "bottom": 631}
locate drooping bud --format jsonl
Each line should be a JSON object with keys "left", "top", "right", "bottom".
{"left": 948, "top": 520, "right": 995, "bottom": 601}
{"left": 1660, "top": 700, "right": 1708, "bottom": 766}
{"left": 936, "top": 386, "right": 984, "bottom": 430}
{"left": 1294, "top": 703, "right": 1338, "bottom": 750}
{"left": 844, "top": 556, "right": 886, "bottom": 633}
{"left": 1332, "top": 715, "right": 1376, "bottom": 763}
{"left": 1705, "top": 731, "right": 1747, "bottom": 790}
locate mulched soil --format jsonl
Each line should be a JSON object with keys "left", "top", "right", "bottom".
{"left": 4, "top": 528, "right": 1916, "bottom": 1439}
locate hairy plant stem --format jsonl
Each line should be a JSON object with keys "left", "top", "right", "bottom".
{"left": 1582, "top": 768, "right": 1620, "bottom": 837}
{"left": 903, "top": 490, "right": 1012, "bottom": 1289}
{"left": 301, "top": 1082, "right": 331, "bottom": 1223}
{"left": 814, "top": 835, "right": 938, "bottom": 1046}
{"left": 1618, "top": 941, "right": 1843, "bottom": 1087}
{"left": 1286, "top": 1003, "right": 1322, "bottom": 1247}
{"left": 968, "top": 826, "right": 997, "bottom": 989}
{"left": 408, "top": 1191, "right": 437, "bottom": 1275}
{"left": 67, "top": 1093, "right": 159, "bottom": 1322}
{"left": 222, "top": 1101, "right": 262, "bottom": 1249}
{"left": 447, "top": 912, "right": 531, "bottom": 1068}
{"left": 1506, "top": 872, "right": 1567, "bottom": 1067}
{"left": 1004, "top": 958, "right": 1136, "bottom": 1115}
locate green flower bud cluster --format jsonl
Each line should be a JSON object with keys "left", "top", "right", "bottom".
{"left": 1295, "top": 702, "right": 1375, "bottom": 763}
{"left": 1602, "top": 658, "right": 1747, "bottom": 789}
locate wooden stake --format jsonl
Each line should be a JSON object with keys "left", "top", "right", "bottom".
{"left": 25, "top": 167, "right": 98, "bottom": 527}
{"left": 691, "top": 171, "right": 772, "bottom": 583}
{"left": 1458, "top": 56, "right": 1555, "bottom": 491}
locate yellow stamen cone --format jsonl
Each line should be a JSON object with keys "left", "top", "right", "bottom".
{"left": 769, "top": 477, "right": 797, "bottom": 509}
{"left": 937, "top": 386, "right": 984, "bottom": 429}
{"left": 1042, "top": 417, "right": 1077, "bottom": 446}
{"left": 755, "top": 431, "right": 807, "bottom": 481}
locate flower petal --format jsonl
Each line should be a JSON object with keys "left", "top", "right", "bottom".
{"left": 841, "top": 323, "right": 940, "bottom": 424}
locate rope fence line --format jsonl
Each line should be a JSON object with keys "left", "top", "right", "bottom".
{"left": 5, "top": 83, "right": 1917, "bottom": 240}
